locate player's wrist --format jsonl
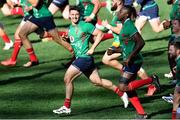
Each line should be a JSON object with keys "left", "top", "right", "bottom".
{"left": 89, "top": 13, "right": 95, "bottom": 19}
{"left": 105, "top": 24, "right": 111, "bottom": 30}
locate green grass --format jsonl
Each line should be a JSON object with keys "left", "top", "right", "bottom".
{"left": 0, "top": 0, "right": 173, "bottom": 119}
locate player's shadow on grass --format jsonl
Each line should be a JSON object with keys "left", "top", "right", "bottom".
{"left": 148, "top": 108, "right": 171, "bottom": 119}
{"left": 0, "top": 66, "right": 65, "bottom": 85}
{"left": 59, "top": 104, "right": 124, "bottom": 117}
{"left": 145, "top": 35, "right": 170, "bottom": 42}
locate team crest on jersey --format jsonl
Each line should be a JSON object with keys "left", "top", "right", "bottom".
{"left": 70, "top": 36, "right": 74, "bottom": 42}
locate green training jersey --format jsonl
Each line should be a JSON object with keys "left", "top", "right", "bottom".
{"left": 176, "top": 56, "right": 180, "bottom": 86}
{"left": 170, "top": 0, "right": 180, "bottom": 20}
{"left": 170, "top": 34, "right": 180, "bottom": 42}
{"left": 110, "top": 14, "right": 121, "bottom": 47}
{"left": 77, "top": 0, "right": 96, "bottom": 21}
{"left": 20, "top": 0, "right": 31, "bottom": 16}
{"left": 119, "top": 19, "right": 143, "bottom": 64}
{"left": 32, "top": 0, "right": 52, "bottom": 18}
{"left": 68, "top": 21, "right": 95, "bottom": 58}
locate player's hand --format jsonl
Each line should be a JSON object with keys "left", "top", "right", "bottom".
{"left": 86, "top": 49, "right": 94, "bottom": 55}
{"left": 102, "top": 20, "right": 108, "bottom": 27}
{"left": 173, "top": 66, "right": 177, "bottom": 73}
{"left": 25, "top": 6, "right": 32, "bottom": 12}
{"left": 123, "top": 58, "right": 132, "bottom": 67}
{"left": 61, "top": 32, "right": 68, "bottom": 39}
{"left": 84, "top": 16, "right": 93, "bottom": 22}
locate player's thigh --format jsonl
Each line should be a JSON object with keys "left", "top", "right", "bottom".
{"left": 48, "top": 3, "right": 59, "bottom": 15}
{"left": 62, "top": 5, "right": 69, "bottom": 19}
{"left": 64, "top": 64, "right": 82, "bottom": 83}
{"left": 102, "top": 51, "right": 121, "bottom": 62}
{"left": 88, "top": 68, "right": 102, "bottom": 85}
{"left": 19, "top": 21, "right": 39, "bottom": 36}
{"left": 135, "top": 16, "right": 147, "bottom": 29}
{"left": 149, "top": 17, "right": 161, "bottom": 30}
{"left": 1, "top": 4, "right": 11, "bottom": 16}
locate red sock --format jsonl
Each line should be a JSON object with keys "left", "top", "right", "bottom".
{"left": 101, "top": 33, "right": 113, "bottom": 41}
{"left": 26, "top": 48, "right": 38, "bottom": 62}
{"left": 101, "top": 2, "right": 107, "bottom": 7}
{"left": 58, "top": 31, "right": 68, "bottom": 36}
{"left": 128, "top": 77, "right": 153, "bottom": 91}
{"left": 129, "top": 96, "right": 145, "bottom": 115}
{"left": 147, "top": 84, "right": 155, "bottom": 89}
{"left": 1, "top": 34, "right": 10, "bottom": 43}
{"left": 64, "top": 98, "right": 71, "bottom": 108}
{"left": 11, "top": 7, "right": 24, "bottom": 16}
{"left": 114, "top": 87, "right": 124, "bottom": 97}
{"left": 172, "top": 110, "right": 176, "bottom": 120}
{"left": 11, "top": 39, "right": 22, "bottom": 61}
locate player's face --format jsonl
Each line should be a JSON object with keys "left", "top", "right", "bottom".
{"left": 118, "top": 8, "right": 128, "bottom": 21}
{"left": 111, "top": 0, "right": 118, "bottom": 11}
{"left": 172, "top": 20, "right": 180, "bottom": 33}
{"left": 169, "top": 45, "right": 176, "bottom": 58}
{"left": 69, "top": 10, "right": 80, "bottom": 24}
{"left": 111, "top": 0, "right": 123, "bottom": 11}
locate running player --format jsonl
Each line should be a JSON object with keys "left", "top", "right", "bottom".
{"left": 116, "top": 5, "right": 161, "bottom": 118}
{"left": 53, "top": 6, "right": 129, "bottom": 114}
{"left": 101, "top": 0, "right": 157, "bottom": 96}
{"left": 0, "top": 22, "right": 13, "bottom": 50}
{"left": 1, "top": 0, "right": 39, "bottom": 66}
{"left": 1, "top": 0, "right": 72, "bottom": 67}
{"left": 134, "top": 0, "right": 169, "bottom": 33}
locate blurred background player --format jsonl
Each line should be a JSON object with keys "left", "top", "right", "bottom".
{"left": 53, "top": 6, "right": 128, "bottom": 114}
{"left": 0, "top": 22, "right": 13, "bottom": 50}
{"left": 1, "top": 0, "right": 36, "bottom": 66}
{"left": 17, "top": 0, "right": 73, "bottom": 67}
{"left": 133, "top": 0, "right": 169, "bottom": 34}
{"left": 168, "top": 41, "right": 180, "bottom": 119}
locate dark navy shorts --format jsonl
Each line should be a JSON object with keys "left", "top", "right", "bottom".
{"left": 52, "top": 0, "right": 68, "bottom": 8}
{"left": 28, "top": 15, "right": 56, "bottom": 31}
{"left": 119, "top": 63, "right": 142, "bottom": 84}
{"left": 72, "top": 57, "right": 96, "bottom": 76}
{"left": 122, "top": 63, "right": 142, "bottom": 74}
{"left": 0, "top": 0, "right": 6, "bottom": 8}
{"left": 139, "top": 4, "right": 159, "bottom": 20}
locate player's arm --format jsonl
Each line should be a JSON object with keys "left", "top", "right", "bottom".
{"left": 87, "top": 29, "right": 103, "bottom": 55}
{"left": 102, "top": 20, "right": 123, "bottom": 34}
{"left": 27, "top": 0, "right": 39, "bottom": 7}
{"left": 84, "top": 0, "right": 101, "bottom": 22}
{"left": 127, "top": 32, "right": 145, "bottom": 62}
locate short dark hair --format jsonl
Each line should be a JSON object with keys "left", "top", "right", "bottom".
{"left": 69, "top": 6, "right": 81, "bottom": 13}
{"left": 174, "top": 41, "right": 180, "bottom": 49}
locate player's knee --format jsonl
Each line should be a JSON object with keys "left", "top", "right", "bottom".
{"left": 118, "top": 77, "right": 129, "bottom": 91}
{"left": 152, "top": 28, "right": 161, "bottom": 33}
{"left": 64, "top": 76, "right": 71, "bottom": 85}
{"left": 92, "top": 80, "right": 102, "bottom": 86}
{"left": 102, "top": 55, "right": 110, "bottom": 65}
